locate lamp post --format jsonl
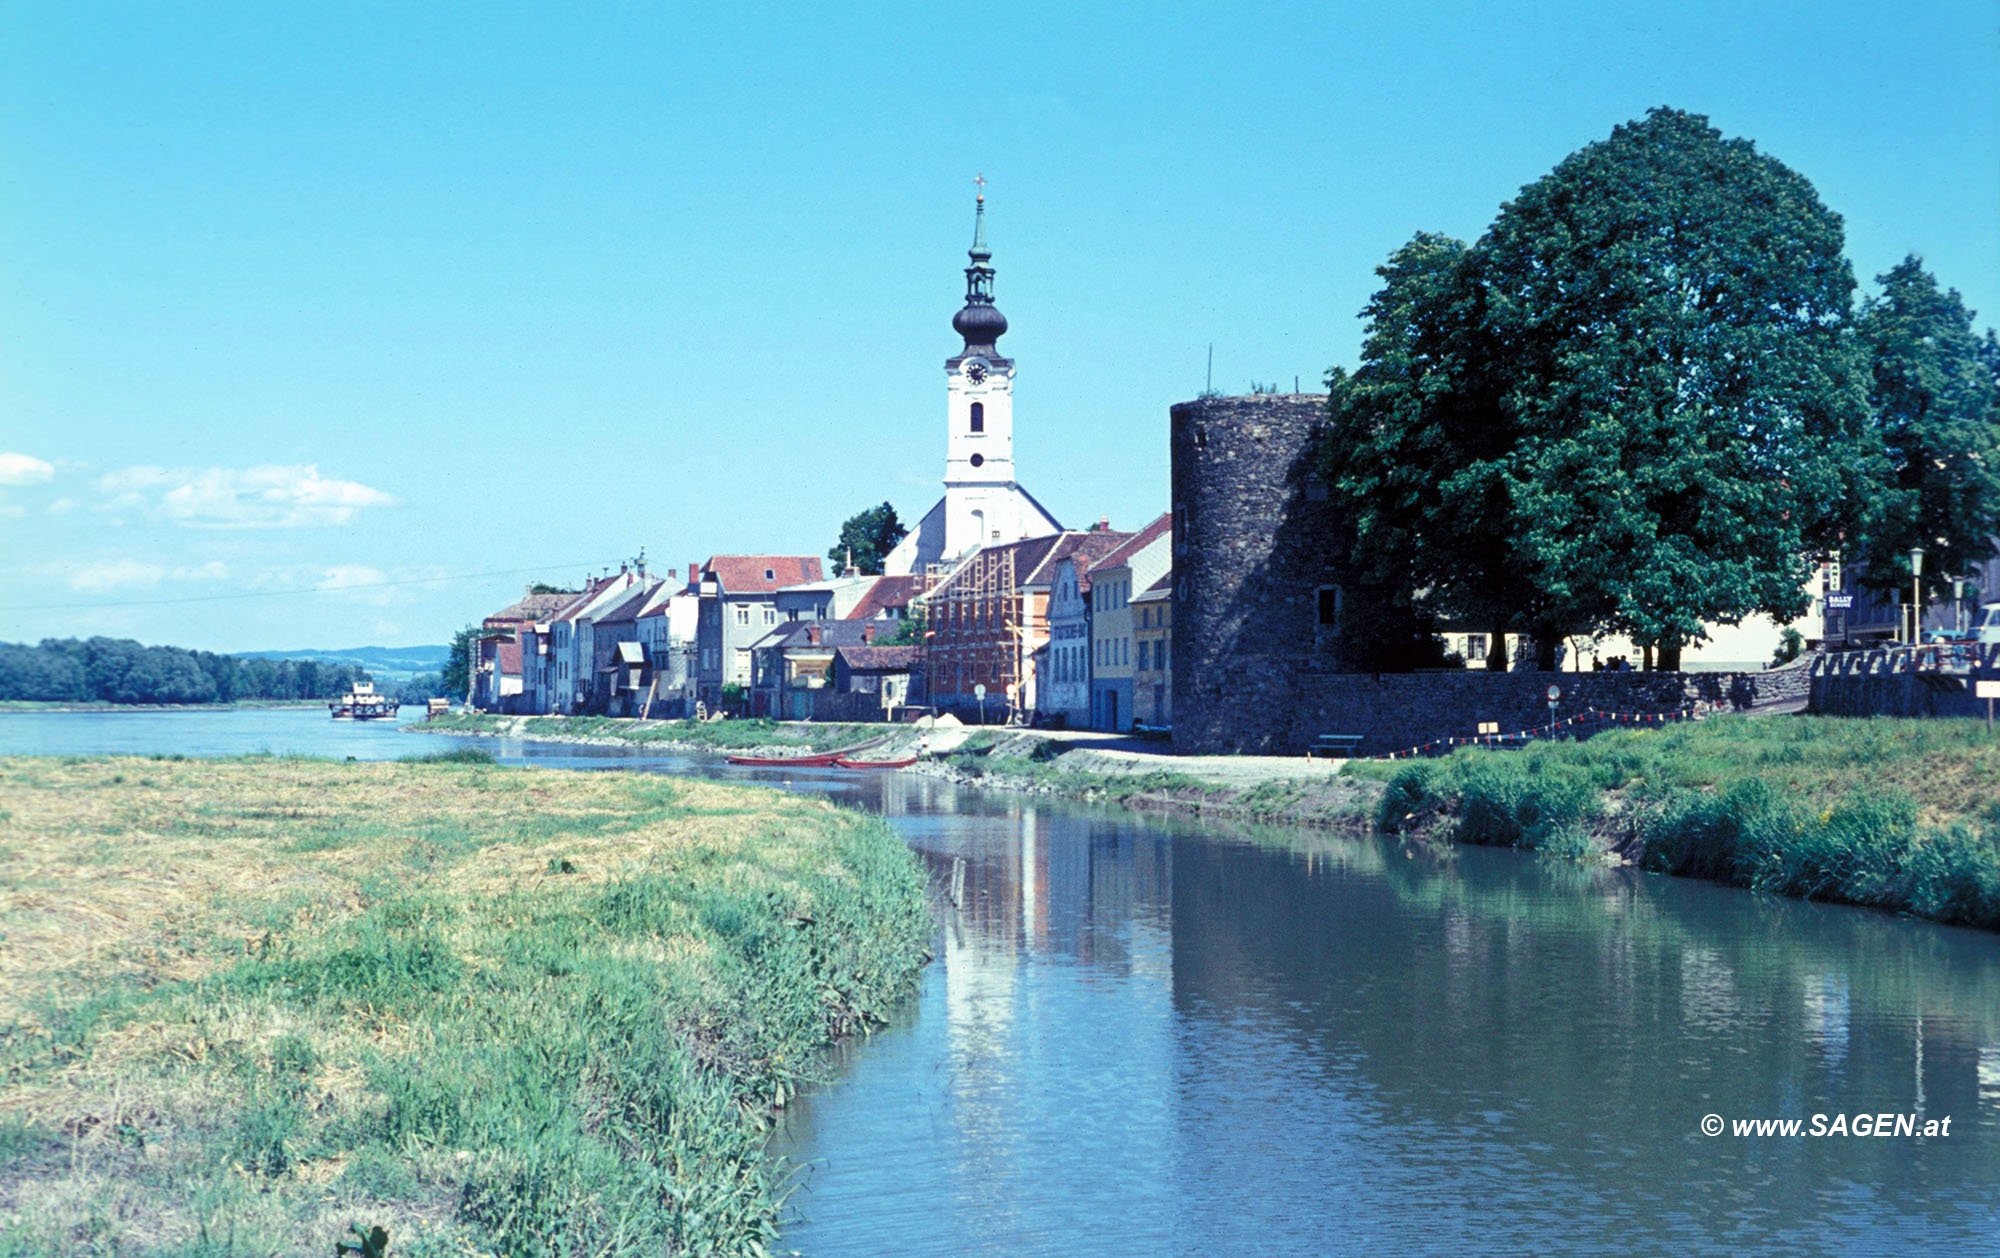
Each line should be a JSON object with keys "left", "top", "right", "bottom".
{"left": 1909, "top": 547, "right": 1925, "bottom": 645}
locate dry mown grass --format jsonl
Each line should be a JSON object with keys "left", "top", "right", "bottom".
{"left": 0, "top": 755, "right": 930, "bottom": 1257}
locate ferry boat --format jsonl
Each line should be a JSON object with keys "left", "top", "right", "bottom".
{"left": 329, "top": 680, "right": 398, "bottom": 721}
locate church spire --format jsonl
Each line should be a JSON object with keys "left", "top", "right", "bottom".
{"left": 953, "top": 174, "right": 1008, "bottom": 355}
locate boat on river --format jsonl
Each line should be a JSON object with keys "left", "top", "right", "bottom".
{"left": 328, "top": 681, "right": 398, "bottom": 721}
{"left": 832, "top": 755, "right": 919, "bottom": 770}
{"left": 725, "top": 736, "right": 890, "bottom": 767}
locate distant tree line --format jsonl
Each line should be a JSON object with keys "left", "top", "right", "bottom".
{"left": 0, "top": 637, "right": 443, "bottom": 705}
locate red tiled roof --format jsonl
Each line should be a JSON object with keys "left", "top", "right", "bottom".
{"left": 1091, "top": 511, "right": 1172, "bottom": 572}
{"left": 1133, "top": 570, "right": 1173, "bottom": 601}
{"left": 496, "top": 641, "right": 523, "bottom": 674}
{"left": 703, "top": 555, "right": 824, "bottom": 593}
{"left": 834, "top": 645, "right": 922, "bottom": 672}
{"left": 845, "top": 574, "right": 924, "bottom": 621}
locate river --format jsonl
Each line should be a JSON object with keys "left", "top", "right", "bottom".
{"left": 4, "top": 708, "right": 1998, "bottom": 1254}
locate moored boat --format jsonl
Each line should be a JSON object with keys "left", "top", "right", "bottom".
{"left": 725, "top": 749, "right": 848, "bottom": 767}
{"left": 724, "top": 735, "right": 891, "bottom": 768}
{"left": 832, "top": 755, "right": 919, "bottom": 770}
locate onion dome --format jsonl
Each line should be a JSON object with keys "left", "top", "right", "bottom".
{"left": 953, "top": 190, "right": 1007, "bottom": 354}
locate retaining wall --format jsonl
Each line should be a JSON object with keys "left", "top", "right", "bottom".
{"left": 1178, "top": 658, "right": 1813, "bottom": 757}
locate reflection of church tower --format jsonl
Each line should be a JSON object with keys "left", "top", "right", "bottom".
{"left": 884, "top": 182, "right": 1062, "bottom": 576}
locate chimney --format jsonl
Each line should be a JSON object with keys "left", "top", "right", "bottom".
{"left": 862, "top": 625, "right": 876, "bottom": 644}
{"left": 1098, "top": 516, "right": 1110, "bottom": 531}
{"left": 807, "top": 625, "right": 822, "bottom": 646}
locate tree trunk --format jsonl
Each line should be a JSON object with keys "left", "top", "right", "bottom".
{"left": 1642, "top": 643, "right": 1655, "bottom": 672}
{"left": 1488, "top": 620, "right": 1510, "bottom": 671}
{"left": 1536, "top": 634, "right": 1559, "bottom": 671}
{"left": 1657, "top": 641, "right": 1683, "bottom": 672}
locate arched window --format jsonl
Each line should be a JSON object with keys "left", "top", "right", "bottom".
{"left": 970, "top": 402, "right": 985, "bottom": 433}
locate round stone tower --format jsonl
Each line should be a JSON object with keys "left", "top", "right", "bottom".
{"left": 1169, "top": 392, "right": 1341, "bottom": 754}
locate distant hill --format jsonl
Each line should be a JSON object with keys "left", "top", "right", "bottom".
{"left": 236, "top": 645, "right": 449, "bottom": 679}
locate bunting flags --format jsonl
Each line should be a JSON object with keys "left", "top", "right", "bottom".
{"left": 1371, "top": 706, "right": 1694, "bottom": 760}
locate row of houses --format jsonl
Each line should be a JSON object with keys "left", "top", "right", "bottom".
{"left": 470, "top": 521, "right": 1188, "bottom": 733}
{"left": 471, "top": 555, "right": 934, "bottom": 722}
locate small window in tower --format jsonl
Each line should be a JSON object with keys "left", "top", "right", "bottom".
{"left": 970, "top": 402, "right": 985, "bottom": 433}
{"left": 1317, "top": 586, "right": 1341, "bottom": 627}
{"left": 970, "top": 453, "right": 985, "bottom": 468}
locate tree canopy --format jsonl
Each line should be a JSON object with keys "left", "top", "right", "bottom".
{"left": 1323, "top": 107, "right": 1894, "bottom": 669}
{"left": 828, "top": 503, "right": 907, "bottom": 576}
{"left": 1852, "top": 256, "right": 2000, "bottom": 599}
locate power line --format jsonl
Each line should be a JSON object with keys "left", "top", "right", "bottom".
{"left": 9, "top": 560, "right": 621, "bottom": 613}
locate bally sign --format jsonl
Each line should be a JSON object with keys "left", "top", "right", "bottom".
{"left": 1825, "top": 594, "right": 1855, "bottom": 610}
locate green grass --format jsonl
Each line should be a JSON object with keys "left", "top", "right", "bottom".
{"left": 0, "top": 757, "right": 930, "bottom": 1256}
{"left": 1375, "top": 715, "right": 2000, "bottom": 928}
{"left": 419, "top": 712, "right": 882, "bottom": 753}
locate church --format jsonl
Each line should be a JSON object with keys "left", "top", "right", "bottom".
{"left": 882, "top": 187, "right": 1063, "bottom": 576}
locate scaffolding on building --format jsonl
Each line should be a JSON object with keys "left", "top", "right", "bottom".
{"left": 920, "top": 544, "right": 1025, "bottom": 719}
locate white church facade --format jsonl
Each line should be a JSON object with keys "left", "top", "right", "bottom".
{"left": 884, "top": 189, "right": 1062, "bottom": 577}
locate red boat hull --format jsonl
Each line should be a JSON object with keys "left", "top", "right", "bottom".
{"left": 832, "top": 756, "right": 918, "bottom": 770}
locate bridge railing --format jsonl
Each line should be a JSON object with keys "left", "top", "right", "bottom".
{"left": 1811, "top": 642, "right": 1998, "bottom": 677}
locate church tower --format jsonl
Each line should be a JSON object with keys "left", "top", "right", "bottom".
{"left": 883, "top": 182, "right": 1062, "bottom": 576}
{"left": 942, "top": 185, "right": 1018, "bottom": 556}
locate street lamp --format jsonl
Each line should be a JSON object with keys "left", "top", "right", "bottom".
{"left": 1909, "top": 547, "right": 1925, "bottom": 645}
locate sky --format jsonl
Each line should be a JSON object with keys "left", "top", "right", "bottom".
{"left": 2, "top": 1, "right": 1995, "bottom": 652}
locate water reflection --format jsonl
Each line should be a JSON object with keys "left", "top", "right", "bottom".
{"left": 777, "top": 790, "right": 2000, "bottom": 1256}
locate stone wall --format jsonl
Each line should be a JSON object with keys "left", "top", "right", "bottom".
{"left": 1269, "top": 661, "right": 1811, "bottom": 757}
{"left": 1170, "top": 393, "right": 1343, "bottom": 755}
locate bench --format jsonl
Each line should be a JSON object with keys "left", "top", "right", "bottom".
{"left": 1309, "top": 733, "right": 1365, "bottom": 759}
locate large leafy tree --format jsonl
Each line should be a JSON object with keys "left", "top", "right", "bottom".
{"left": 1323, "top": 109, "right": 1876, "bottom": 670}
{"left": 1475, "top": 107, "right": 1874, "bottom": 668}
{"left": 1320, "top": 234, "right": 1521, "bottom": 668}
{"left": 828, "top": 502, "right": 907, "bottom": 576}
{"left": 1852, "top": 257, "right": 2000, "bottom": 600}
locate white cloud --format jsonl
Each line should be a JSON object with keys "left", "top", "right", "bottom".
{"left": 47, "top": 498, "right": 78, "bottom": 514}
{"left": 0, "top": 452, "right": 54, "bottom": 486}
{"left": 93, "top": 464, "right": 394, "bottom": 528}
{"left": 66, "top": 559, "right": 230, "bottom": 594}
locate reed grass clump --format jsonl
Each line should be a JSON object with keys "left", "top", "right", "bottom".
{"left": 1376, "top": 716, "right": 2000, "bottom": 928}
{"left": 0, "top": 756, "right": 930, "bottom": 1255}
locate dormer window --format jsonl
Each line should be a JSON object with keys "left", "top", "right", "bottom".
{"left": 970, "top": 402, "right": 985, "bottom": 433}
{"left": 764, "top": 568, "right": 775, "bottom": 581}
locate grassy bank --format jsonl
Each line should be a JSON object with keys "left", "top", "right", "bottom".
{"left": 419, "top": 712, "right": 884, "bottom": 754}
{"left": 1371, "top": 716, "right": 2000, "bottom": 929}
{"left": 938, "top": 731, "right": 1380, "bottom": 828}
{"left": 0, "top": 755, "right": 930, "bottom": 1256}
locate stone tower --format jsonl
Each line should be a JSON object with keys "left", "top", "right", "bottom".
{"left": 1169, "top": 392, "right": 1342, "bottom": 754}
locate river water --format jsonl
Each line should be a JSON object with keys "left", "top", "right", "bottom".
{"left": 5, "top": 709, "right": 1999, "bottom": 1255}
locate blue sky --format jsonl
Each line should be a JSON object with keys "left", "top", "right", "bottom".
{"left": 2, "top": 1, "right": 1995, "bottom": 651}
